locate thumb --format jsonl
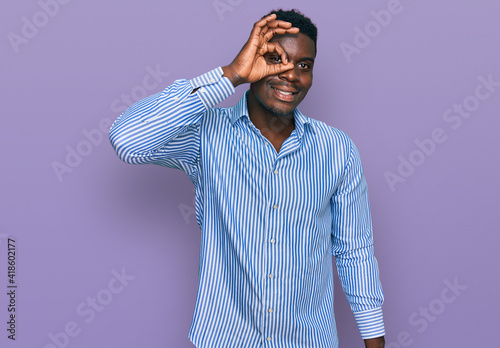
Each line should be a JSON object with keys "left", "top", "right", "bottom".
{"left": 268, "top": 62, "right": 295, "bottom": 76}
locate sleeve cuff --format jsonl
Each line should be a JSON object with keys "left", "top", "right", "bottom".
{"left": 189, "top": 67, "right": 235, "bottom": 109}
{"left": 353, "top": 307, "right": 385, "bottom": 339}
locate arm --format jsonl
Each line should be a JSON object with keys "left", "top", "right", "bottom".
{"left": 364, "top": 336, "right": 385, "bottom": 348}
{"left": 331, "top": 138, "right": 385, "bottom": 345}
{"left": 109, "top": 14, "right": 299, "bottom": 180}
{"left": 108, "top": 68, "right": 234, "bottom": 181}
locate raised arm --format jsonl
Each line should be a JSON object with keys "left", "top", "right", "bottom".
{"left": 222, "top": 13, "right": 299, "bottom": 86}
{"left": 109, "top": 14, "right": 299, "bottom": 181}
{"left": 108, "top": 68, "right": 234, "bottom": 181}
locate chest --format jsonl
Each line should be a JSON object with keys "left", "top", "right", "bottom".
{"left": 199, "top": 118, "right": 343, "bottom": 217}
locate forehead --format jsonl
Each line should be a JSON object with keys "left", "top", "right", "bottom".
{"left": 269, "top": 33, "right": 316, "bottom": 59}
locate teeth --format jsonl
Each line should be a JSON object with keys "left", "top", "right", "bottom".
{"left": 273, "top": 87, "right": 294, "bottom": 95}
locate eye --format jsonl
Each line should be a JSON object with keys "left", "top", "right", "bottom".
{"left": 268, "top": 55, "right": 282, "bottom": 64}
{"left": 298, "top": 62, "right": 311, "bottom": 70}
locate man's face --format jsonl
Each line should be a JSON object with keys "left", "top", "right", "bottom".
{"left": 249, "top": 32, "right": 316, "bottom": 118}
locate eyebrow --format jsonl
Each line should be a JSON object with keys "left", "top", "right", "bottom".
{"left": 301, "top": 57, "right": 315, "bottom": 63}
{"left": 265, "top": 53, "right": 315, "bottom": 63}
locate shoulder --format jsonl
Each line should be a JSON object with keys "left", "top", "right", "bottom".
{"left": 310, "top": 118, "right": 352, "bottom": 142}
{"left": 306, "top": 116, "right": 356, "bottom": 159}
{"left": 197, "top": 105, "right": 234, "bottom": 135}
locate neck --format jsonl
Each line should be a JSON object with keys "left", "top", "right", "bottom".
{"left": 247, "top": 91, "right": 295, "bottom": 138}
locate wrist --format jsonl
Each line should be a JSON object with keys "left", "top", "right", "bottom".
{"left": 364, "top": 336, "right": 385, "bottom": 348}
{"left": 222, "top": 65, "right": 243, "bottom": 88}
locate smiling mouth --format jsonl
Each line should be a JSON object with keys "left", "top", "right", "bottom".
{"left": 271, "top": 86, "right": 298, "bottom": 95}
{"left": 271, "top": 86, "right": 299, "bottom": 102}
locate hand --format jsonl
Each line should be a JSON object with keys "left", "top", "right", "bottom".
{"left": 364, "top": 336, "right": 385, "bottom": 348}
{"left": 222, "top": 13, "right": 299, "bottom": 87}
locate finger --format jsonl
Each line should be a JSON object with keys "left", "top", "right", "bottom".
{"left": 263, "top": 27, "right": 299, "bottom": 42}
{"left": 265, "top": 19, "right": 294, "bottom": 29}
{"left": 268, "top": 62, "right": 295, "bottom": 76}
{"left": 252, "top": 14, "right": 277, "bottom": 34}
{"left": 260, "top": 19, "right": 294, "bottom": 35}
{"left": 248, "top": 15, "right": 276, "bottom": 42}
{"left": 260, "top": 20, "right": 292, "bottom": 34}
{"left": 266, "top": 42, "right": 289, "bottom": 64}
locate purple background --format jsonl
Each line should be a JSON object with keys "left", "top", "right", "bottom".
{"left": 2, "top": 0, "right": 499, "bottom": 347}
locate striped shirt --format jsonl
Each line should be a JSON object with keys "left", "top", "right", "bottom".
{"left": 109, "top": 67, "right": 385, "bottom": 347}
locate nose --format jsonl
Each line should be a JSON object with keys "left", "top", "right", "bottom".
{"left": 278, "top": 65, "right": 299, "bottom": 82}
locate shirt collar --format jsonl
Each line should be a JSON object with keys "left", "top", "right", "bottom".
{"left": 229, "top": 90, "right": 317, "bottom": 138}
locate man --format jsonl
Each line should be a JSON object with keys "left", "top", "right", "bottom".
{"left": 109, "top": 9, "right": 385, "bottom": 348}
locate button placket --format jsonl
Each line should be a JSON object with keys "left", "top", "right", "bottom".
{"left": 265, "top": 157, "right": 282, "bottom": 344}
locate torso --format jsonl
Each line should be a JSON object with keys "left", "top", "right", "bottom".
{"left": 260, "top": 125, "right": 294, "bottom": 153}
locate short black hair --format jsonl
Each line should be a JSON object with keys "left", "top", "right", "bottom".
{"left": 263, "top": 9, "right": 318, "bottom": 50}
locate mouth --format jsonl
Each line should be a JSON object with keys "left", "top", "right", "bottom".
{"left": 271, "top": 86, "right": 299, "bottom": 102}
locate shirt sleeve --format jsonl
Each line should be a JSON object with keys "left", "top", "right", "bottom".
{"left": 331, "top": 138, "right": 385, "bottom": 340}
{"left": 108, "top": 67, "right": 235, "bottom": 183}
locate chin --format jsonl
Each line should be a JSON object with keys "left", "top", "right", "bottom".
{"left": 265, "top": 103, "right": 295, "bottom": 117}
{"left": 264, "top": 90, "right": 306, "bottom": 117}
{"left": 263, "top": 94, "right": 300, "bottom": 117}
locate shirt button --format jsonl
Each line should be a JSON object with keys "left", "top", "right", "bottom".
{"left": 273, "top": 204, "right": 278, "bottom": 209}
{"left": 200, "top": 88, "right": 206, "bottom": 93}
{"left": 210, "top": 78, "right": 216, "bottom": 83}
{"left": 267, "top": 337, "right": 272, "bottom": 341}
{"left": 269, "top": 274, "right": 274, "bottom": 279}
{"left": 174, "top": 97, "right": 179, "bottom": 101}
{"left": 268, "top": 308, "right": 273, "bottom": 313}
{"left": 273, "top": 170, "right": 278, "bottom": 174}
{"left": 265, "top": 142, "right": 270, "bottom": 146}
{"left": 270, "top": 238, "right": 275, "bottom": 244}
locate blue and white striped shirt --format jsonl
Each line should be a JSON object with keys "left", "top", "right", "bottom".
{"left": 109, "top": 67, "right": 385, "bottom": 347}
